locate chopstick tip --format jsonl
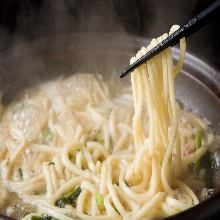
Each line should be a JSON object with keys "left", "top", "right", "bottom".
{"left": 120, "top": 69, "right": 129, "bottom": 78}
{"left": 120, "top": 72, "right": 125, "bottom": 78}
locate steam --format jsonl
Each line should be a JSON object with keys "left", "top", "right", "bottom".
{"left": 1, "top": 0, "right": 136, "bottom": 45}
{"left": 0, "top": 1, "right": 138, "bottom": 105}
{"left": 0, "top": 0, "right": 219, "bottom": 106}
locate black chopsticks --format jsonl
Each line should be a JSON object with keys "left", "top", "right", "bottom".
{"left": 120, "top": 0, "right": 220, "bottom": 78}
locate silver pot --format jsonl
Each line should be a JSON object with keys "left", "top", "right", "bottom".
{"left": 0, "top": 33, "right": 220, "bottom": 220}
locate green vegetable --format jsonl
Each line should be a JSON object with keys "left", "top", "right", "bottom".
{"left": 44, "top": 127, "right": 53, "bottom": 143}
{"left": 19, "top": 168, "right": 23, "bottom": 180}
{"left": 112, "top": 204, "right": 120, "bottom": 215}
{"left": 196, "top": 128, "right": 202, "bottom": 148}
{"left": 55, "top": 197, "right": 69, "bottom": 208}
{"left": 43, "top": 216, "right": 53, "bottom": 220}
{"left": 42, "top": 213, "right": 57, "bottom": 220}
{"left": 193, "top": 129, "right": 215, "bottom": 187}
{"left": 204, "top": 167, "right": 213, "bottom": 188}
{"left": 48, "top": 162, "right": 55, "bottom": 166}
{"left": 68, "top": 187, "right": 81, "bottom": 204}
{"left": 192, "top": 129, "right": 215, "bottom": 187}
{"left": 31, "top": 216, "right": 42, "bottom": 220}
{"left": 194, "top": 128, "right": 202, "bottom": 172}
{"left": 124, "top": 180, "right": 130, "bottom": 187}
{"left": 95, "top": 192, "right": 104, "bottom": 207}
{"left": 31, "top": 214, "right": 56, "bottom": 220}
{"left": 64, "top": 188, "right": 76, "bottom": 197}
{"left": 55, "top": 187, "right": 81, "bottom": 208}
{"left": 199, "top": 152, "right": 215, "bottom": 188}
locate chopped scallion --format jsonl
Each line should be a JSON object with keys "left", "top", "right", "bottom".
{"left": 31, "top": 216, "right": 42, "bottom": 220}
{"left": 31, "top": 214, "right": 57, "bottom": 220}
{"left": 55, "top": 187, "right": 81, "bottom": 208}
{"left": 124, "top": 180, "right": 130, "bottom": 187}
{"left": 196, "top": 128, "right": 202, "bottom": 149}
{"left": 55, "top": 197, "right": 69, "bottom": 208}
{"left": 95, "top": 192, "right": 104, "bottom": 207}
{"left": 43, "top": 127, "right": 53, "bottom": 143}
{"left": 19, "top": 168, "right": 23, "bottom": 180}
{"left": 69, "top": 187, "right": 81, "bottom": 205}
{"left": 112, "top": 204, "right": 120, "bottom": 215}
{"left": 41, "top": 213, "right": 56, "bottom": 220}
{"left": 194, "top": 128, "right": 202, "bottom": 172}
{"left": 200, "top": 152, "right": 215, "bottom": 188}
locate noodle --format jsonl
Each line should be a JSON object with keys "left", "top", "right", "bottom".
{"left": 0, "top": 25, "right": 216, "bottom": 220}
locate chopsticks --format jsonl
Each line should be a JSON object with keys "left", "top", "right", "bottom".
{"left": 120, "top": 0, "right": 220, "bottom": 78}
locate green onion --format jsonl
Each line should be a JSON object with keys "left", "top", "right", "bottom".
{"left": 64, "top": 188, "right": 76, "bottom": 197}
{"left": 204, "top": 168, "right": 213, "bottom": 188}
{"left": 196, "top": 129, "right": 202, "bottom": 149}
{"left": 194, "top": 128, "right": 202, "bottom": 172}
{"left": 95, "top": 192, "right": 104, "bottom": 207}
{"left": 19, "top": 168, "right": 23, "bottom": 180}
{"left": 48, "top": 162, "right": 55, "bottom": 166}
{"left": 112, "top": 204, "right": 120, "bottom": 215}
{"left": 31, "top": 217, "right": 42, "bottom": 220}
{"left": 41, "top": 214, "right": 53, "bottom": 220}
{"left": 31, "top": 214, "right": 56, "bottom": 220}
{"left": 55, "top": 187, "right": 81, "bottom": 208}
{"left": 191, "top": 128, "right": 214, "bottom": 188}
{"left": 44, "top": 127, "right": 53, "bottom": 143}
{"left": 124, "top": 180, "right": 130, "bottom": 187}
{"left": 68, "top": 187, "right": 81, "bottom": 205}
{"left": 55, "top": 197, "right": 70, "bottom": 208}
{"left": 200, "top": 152, "right": 215, "bottom": 188}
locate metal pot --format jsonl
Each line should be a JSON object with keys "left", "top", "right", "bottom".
{"left": 0, "top": 33, "right": 220, "bottom": 220}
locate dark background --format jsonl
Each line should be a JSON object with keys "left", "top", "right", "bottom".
{"left": 0, "top": 0, "right": 219, "bottom": 70}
